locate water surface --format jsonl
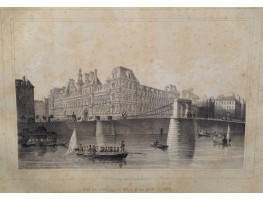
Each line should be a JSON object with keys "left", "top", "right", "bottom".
{"left": 18, "top": 127, "right": 244, "bottom": 169}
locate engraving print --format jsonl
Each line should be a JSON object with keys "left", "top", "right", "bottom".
{"left": 14, "top": 16, "right": 247, "bottom": 170}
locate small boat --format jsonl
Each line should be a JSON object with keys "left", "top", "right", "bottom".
{"left": 65, "top": 129, "right": 128, "bottom": 160}
{"left": 151, "top": 142, "right": 169, "bottom": 150}
{"left": 40, "top": 142, "right": 67, "bottom": 147}
{"left": 213, "top": 124, "right": 231, "bottom": 146}
{"left": 75, "top": 150, "right": 128, "bottom": 160}
{"left": 91, "top": 152, "right": 128, "bottom": 160}
{"left": 198, "top": 132, "right": 210, "bottom": 137}
{"left": 22, "top": 138, "right": 38, "bottom": 147}
{"left": 22, "top": 143, "right": 37, "bottom": 147}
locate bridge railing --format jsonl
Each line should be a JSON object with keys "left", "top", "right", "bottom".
{"left": 194, "top": 117, "right": 245, "bottom": 123}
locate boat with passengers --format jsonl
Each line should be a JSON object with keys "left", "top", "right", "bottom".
{"left": 65, "top": 129, "right": 128, "bottom": 160}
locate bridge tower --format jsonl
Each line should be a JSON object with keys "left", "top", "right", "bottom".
{"left": 167, "top": 98, "right": 194, "bottom": 150}
{"left": 172, "top": 99, "right": 192, "bottom": 118}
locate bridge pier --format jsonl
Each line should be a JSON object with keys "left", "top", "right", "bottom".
{"left": 167, "top": 99, "right": 195, "bottom": 149}
{"left": 96, "top": 120, "right": 115, "bottom": 137}
{"left": 167, "top": 118, "right": 180, "bottom": 149}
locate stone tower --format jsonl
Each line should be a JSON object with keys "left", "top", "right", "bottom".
{"left": 76, "top": 68, "right": 84, "bottom": 95}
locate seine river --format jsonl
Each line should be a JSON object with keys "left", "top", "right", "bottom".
{"left": 18, "top": 121, "right": 245, "bottom": 169}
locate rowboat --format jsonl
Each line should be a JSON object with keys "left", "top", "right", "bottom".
{"left": 198, "top": 132, "right": 210, "bottom": 137}
{"left": 40, "top": 143, "right": 67, "bottom": 147}
{"left": 151, "top": 143, "right": 168, "bottom": 150}
{"left": 75, "top": 150, "right": 128, "bottom": 160}
{"left": 65, "top": 129, "right": 128, "bottom": 160}
{"left": 22, "top": 143, "right": 37, "bottom": 147}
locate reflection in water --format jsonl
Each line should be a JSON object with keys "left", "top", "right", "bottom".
{"left": 47, "top": 145, "right": 57, "bottom": 153}
{"left": 167, "top": 119, "right": 179, "bottom": 152}
{"left": 19, "top": 145, "right": 47, "bottom": 158}
{"left": 18, "top": 120, "right": 244, "bottom": 169}
{"left": 167, "top": 119, "right": 195, "bottom": 166}
{"left": 96, "top": 121, "right": 105, "bottom": 146}
{"left": 18, "top": 145, "right": 58, "bottom": 159}
{"left": 90, "top": 158, "right": 127, "bottom": 169}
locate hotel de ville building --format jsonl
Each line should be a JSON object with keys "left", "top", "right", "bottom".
{"left": 48, "top": 66, "right": 180, "bottom": 120}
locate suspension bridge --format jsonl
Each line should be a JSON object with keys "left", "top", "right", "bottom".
{"left": 49, "top": 98, "right": 245, "bottom": 124}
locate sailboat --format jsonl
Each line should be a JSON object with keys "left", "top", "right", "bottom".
{"left": 65, "top": 129, "right": 128, "bottom": 160}
{"left": 226, "top": 123, "right": 231, "bottom": 146}
{"left": 65, "top": 129, "right": 79, "bottom": 156}
{"left": 213, "top": 124, "right": 231, "bottom": 146}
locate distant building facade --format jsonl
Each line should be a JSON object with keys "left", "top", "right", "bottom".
{"left": 34, "top": 100, "right": 47, "bottom": 122}
{"left": 48, "top": 66, "right": 180, "bottom": 120}
{"left": 15, "top": 76, "right": 35, "bottom": 122}
{"left": 214, "top": 93, "right": 244, "bottom": 119}
{"left": 192, "top": 98, "right": 215, "bottom": 118}
{"left": 182, "top": 88, "right": 200, "bottom": 104}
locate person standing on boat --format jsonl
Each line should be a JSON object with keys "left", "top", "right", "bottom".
{"left": 78, "top": 143, "right": 83, "bottom": 151}
{"left": 92, "top": 145, "right": 96, "bottom": 154}
{"left": 40, "top": 138, "right": 44, "bottom": 145}
{"left": 222, "top": 135, "right": 228, "bottom": 146}
{"left": 121, "top": 141, "right": 125, "bottom": 152}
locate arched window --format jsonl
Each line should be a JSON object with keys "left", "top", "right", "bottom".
{"left": 112, "top": 82, "right": 115, "bottom": 88}
{"left": 112, "top": 93, "right": 116, "bottom": 101}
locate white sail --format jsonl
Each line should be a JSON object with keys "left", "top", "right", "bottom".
{"left": 65, "top": 129, "right": 79, "bottom": 156}
{"left": 226, "top": 124, "right": 231, "bottom": 145}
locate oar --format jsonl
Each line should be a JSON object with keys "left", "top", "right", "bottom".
{"left": 58, "top": 143, "right": 68, "bottom": 147}
{"left": 128, "top": 152, "right": 147, "bottom": 155}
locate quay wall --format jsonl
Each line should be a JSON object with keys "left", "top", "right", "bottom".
{"left": 194, "top": 119, "right": 245, "bottom": 134}
{"left": 17, "top": 118, "right": 245, "bottom": 142}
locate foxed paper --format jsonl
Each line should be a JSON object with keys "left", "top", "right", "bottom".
{"left": 0, "top": 8, "right": 263, "bottom": 192}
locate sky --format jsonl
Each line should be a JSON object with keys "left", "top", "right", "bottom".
{"left": 14, "top": 19, "right": 250, "bottom": 100}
